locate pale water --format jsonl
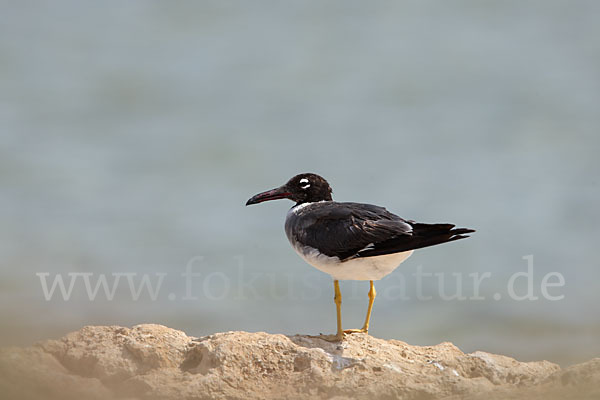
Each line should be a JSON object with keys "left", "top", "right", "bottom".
{"left": 1, "top": 1, "right": 599, "bottom": 366}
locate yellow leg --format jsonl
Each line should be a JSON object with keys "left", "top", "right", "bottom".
{"left": 344, "top": 280, "right": 376, "bottom": 335}
{"left": 311, "top": 280, "right": 345, "bottom": 342}
{"left": 362, "top": 280, "right": 376, "bottom": 332}
{"left": 334, "top": 280, "right": 344, "bottom": 340}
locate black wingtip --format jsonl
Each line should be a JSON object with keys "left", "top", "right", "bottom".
{"left": 448, "top": 234, "right": 471, "bottom": 241}
{"left": 450, "top": 228, "right": 476, "bottom": 236}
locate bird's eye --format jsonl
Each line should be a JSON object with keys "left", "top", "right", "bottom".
{"left": 299, "top": 178, "right": 310, "bottom": 189}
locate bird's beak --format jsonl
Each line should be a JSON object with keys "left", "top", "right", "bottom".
{"left": 245, "top": 185, "right": 292, "bottom": 206}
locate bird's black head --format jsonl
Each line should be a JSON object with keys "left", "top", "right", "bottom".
{"left": 246, "top": 173, "right": 333, "bottom": 206}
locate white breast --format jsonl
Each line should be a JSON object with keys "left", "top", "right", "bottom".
{"left": 291, "top": 244, "right": 413, "bottom": 281}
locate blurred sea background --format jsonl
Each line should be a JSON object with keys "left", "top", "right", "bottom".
{"left": 1, "top": 1, "right": 599, "bottom": 366}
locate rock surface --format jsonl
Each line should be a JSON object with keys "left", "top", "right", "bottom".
{"left": 0, "top": 324, "right": 597, "bottom": 399}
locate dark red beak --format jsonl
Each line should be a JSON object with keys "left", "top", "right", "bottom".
{"left": 246, "top": 186, "right": 293, "bottom": 206}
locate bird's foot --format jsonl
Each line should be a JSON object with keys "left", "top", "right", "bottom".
{"left": 343, "top": 328, "right": 368, "bottom": 335}
{"left": 309, "top": 332, "right": 345, "bottom": 342}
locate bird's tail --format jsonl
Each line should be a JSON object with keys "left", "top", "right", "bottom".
{"left": 408, "top": 223, "right": 475, "bottom": 250}
{"left": 355, "top": 222, "right": 476, "bottom": 258}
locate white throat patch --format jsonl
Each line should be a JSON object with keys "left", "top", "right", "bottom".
{"left": 290, "top": 202, "right": 314, "bottom": 214}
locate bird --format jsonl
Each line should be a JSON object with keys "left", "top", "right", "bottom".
{"left": 246, "top": 173, "right": 474, "bottom": 341}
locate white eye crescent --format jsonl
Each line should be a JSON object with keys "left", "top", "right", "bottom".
{"left": 299, "top": 178, "right": 310, "bottom": 189}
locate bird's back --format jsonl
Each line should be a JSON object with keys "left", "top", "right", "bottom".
{"left": 286, "top": 200, "right": 474, "bottom": 261}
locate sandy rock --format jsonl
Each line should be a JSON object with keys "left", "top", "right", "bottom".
{"left": 38, "top": 324, "right": 189, "bottom": 385}
{"left": 0, "top": 324, "right": 597, "bottom": 399}
{"left": 0, "top": 346, "right": 111, "bottom": 400}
